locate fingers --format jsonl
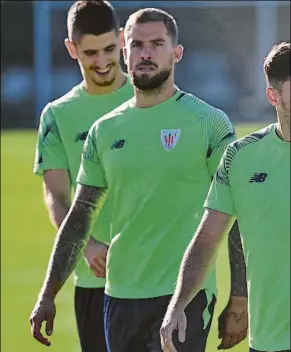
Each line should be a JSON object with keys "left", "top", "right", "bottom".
{"left": 217, "top": 308, "right": 248, "bottom": 349}
{"left": 87, "top": 251, "right": 107, "bottom": 277}
{"left": 177, "top": 314, "right": 187, "bottom": 343}
{"left": 218, "top": 333, "right": 232, "bottom": 350}
{"left": 217, "top": 333, "right": 241, "bottom": 350}
{"left": 90, "top": 259, "right": 106, "bottom": 277}
{"left": 232, "top": 331, "right": 246, "bottom": 346}
{"left": 30, "top": 319, "right": 51, "bottom": 347}
{"left": 45, "top": 312, "right": 55, "bottom": 337}
{"left": 160, "top": 324, "right": 177, "bottom": 352}
{"left": 95, "top": 256, "right": 106, "bottom": 270}
{"left": 90, "top": 265, "right": 105, "bottom": 278}
{"left": 241, "top": 330, "right": 247, "bottom": 341}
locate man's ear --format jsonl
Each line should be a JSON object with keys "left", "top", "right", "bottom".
{"left": 266, "top": 86, "right": 281, "bottom": 108}
{"left": 123, "top": 46, "right": 128, "bottom": 67}
{"left": 174, "top": 44, "right": 184, "bottom": 64}
{"left": 64, "top": 38, "right": 78, "bottom": 60}
{"left": 119, "top": 27, "right": 125, "bottom": 49}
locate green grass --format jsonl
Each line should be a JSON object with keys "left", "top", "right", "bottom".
{"left": 1, "top": 124, "right": 266, "bottom": 352}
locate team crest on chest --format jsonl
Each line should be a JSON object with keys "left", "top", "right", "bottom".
{"left": 161, "top": 129, "right": 181, "bottom": 151}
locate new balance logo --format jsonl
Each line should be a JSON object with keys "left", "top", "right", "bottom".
{"left": 249, "top": 173, "right": 268, "bottom": 183}
{"left": 111, "top": 139, "right": 125, "bottom": 149}
{"left": 75, "top": 131, "right": 88, "bottom": 142}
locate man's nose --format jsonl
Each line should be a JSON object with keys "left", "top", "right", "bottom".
{"left": 94, "top": 54, "right": 109, "bottom": 69}
{"left": 140, "top": 47, "right": 152, "bottom": 61}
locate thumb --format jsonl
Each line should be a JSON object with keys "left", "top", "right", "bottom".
{"left": 45, "top": 312, "right": 55, "bottom": 336}
{"left": 177, "top": 312, "right": 187, "bottom": 343}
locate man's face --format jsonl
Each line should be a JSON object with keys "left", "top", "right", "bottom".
{"left": 123, "top": 21, "right": 181, "bottom": 90}
{"left": 67, "top": 30, "right": 120, "bottom": 87}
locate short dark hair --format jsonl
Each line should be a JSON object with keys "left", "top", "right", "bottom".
{"left": 264, "top": 41, "right": 290, "bottom": 91}
{"left": 125, "top": 8, "right": 178, "bottom": 44}
{"left": 67, "top": 1, "right": 119, "bottom": 43}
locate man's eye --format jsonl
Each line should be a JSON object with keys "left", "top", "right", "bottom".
{"left": 105, "top": 46, "right": 115, "bottom": 52}
{"left": 85, "top": 51, "right": 96, "bottom": 56}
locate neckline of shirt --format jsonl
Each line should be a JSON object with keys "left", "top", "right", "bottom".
{"left": 128, "top": 88, "right": 182, "bottom": 111}
{"left": 76, "top": 76, "right": 130, "bottom": 99}
{"left": 270, "top": 123, "right": 290, "bottom": 147}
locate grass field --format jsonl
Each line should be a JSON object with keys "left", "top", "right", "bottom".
{"left": 1, "top": 124, "right": 266, "bottom": 352}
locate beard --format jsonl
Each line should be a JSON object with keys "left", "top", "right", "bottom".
{"left": 90, "top": 64, "right": 117, "bottom": 87}
{"left": 92, "top": 76, "right": 115, "bottom": 87}
{"left": 131, "top": 67, "right": 172, "bottom": 91}
{"left": 280, "top": 100, "right": 290, "bottom": 126}
{"left": 281, "top": 100, "right": 290, "bottom": 116}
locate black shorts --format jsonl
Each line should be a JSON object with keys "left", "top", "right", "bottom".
{"left": 74, "top": 286, "right": 107, "bottom": 352}
{"left": 104, "top": 289, "right": 216, "bottom": 352}
{"left": 250, "top": 349, "right": 291, "bottom": 352}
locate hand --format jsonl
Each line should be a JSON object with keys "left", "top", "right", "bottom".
{"left": 160, "top": 306, "right": 187, "bottom": 352}
{"left": 84, "top": 238, "right": 108, "bottom": 278}
{"left": 218, "top": 296, "right": 248, "bottom": 349}
{"left": 29, "top": 296, "right": 56, "bottom": 346}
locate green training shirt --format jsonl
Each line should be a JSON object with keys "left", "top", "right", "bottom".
{"left": 205, "top": 123, "right": 290, "bottom": 351}
{"left": 33, "top": 78, "right": 133, "bottom": 288}
{"left": 77, "top": 89, "right": 236, "bottom": 300}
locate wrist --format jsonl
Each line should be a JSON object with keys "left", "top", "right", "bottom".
{"left": 229, "top": 294, "right": 247, "bottom": 302}
{"left": 228, "top": 295, "right": 248, "bottom": 311}
{"left": 230, "top": 285, "right": 248, "bottom": 298}
{"left": 39, "top": 292, "right": 55, "bottom": 301}
{"left": 39, "top": 285, "right": 58, "bottom": 301}
{"left": 169, "top": 296, "right": 187, "bottom": 312}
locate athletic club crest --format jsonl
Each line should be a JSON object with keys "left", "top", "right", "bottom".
{"left": 161, "top": 129, "right": 181, "bottom": 151}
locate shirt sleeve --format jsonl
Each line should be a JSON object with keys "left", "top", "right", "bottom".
{"left": 33, "top": 104, "right": 69, "bottom": 176}
{"left": 76, "top": 123, "right": 107, "bottom": 188}
{"left": 207, "top": 109, "right": 236, "bottom": 177}
{"left": 204, "top": 144, "right": 236, "bottom": 216}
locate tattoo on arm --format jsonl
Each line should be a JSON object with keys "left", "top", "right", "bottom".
{"left": 173, "top": 233, "right": 219, "bottom": 308}
{"left": 41, "top": 184, "right": 106, "bottom": 299}
{"left": 228, "top": 221, "right": 247, "bottom": 297}
{"left": 170, "top": 209, "right": 231, "bottom": 310}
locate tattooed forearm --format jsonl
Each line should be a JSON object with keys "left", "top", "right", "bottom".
{"left": 171, "top": 233, "right": 220, "bottom": 310}
{"left": 40, "top": 184, "right": 106, "bottom": 299}
{"left": 169, "top": 209, "right": 231, "bottom": 310}
{"left": 228, "top": 221, "right": 247, "bottom": 297}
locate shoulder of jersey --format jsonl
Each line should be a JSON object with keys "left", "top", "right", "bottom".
{"left": 175, "top": 90, "right": 227, "bottom": 120}
{"left": 214, "top": 124, "right": 274, "bottom": 185}
{"left": 91, "top": 98, "right": 133, "bottom": 129}
{"left": 44, "top": 85, "right": 82, "bottom": 113}
{"left": 225, "top": 123, "right": 274, "bottom": 166}
{"left": 229, "top": 124, "right": 273, "bottom": 152}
